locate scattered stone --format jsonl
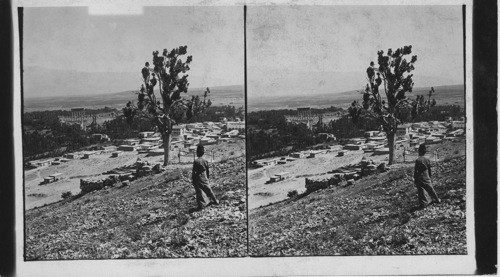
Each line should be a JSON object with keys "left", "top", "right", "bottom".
{"left": 121, "top": 180, "right": 130, "bottom": 187}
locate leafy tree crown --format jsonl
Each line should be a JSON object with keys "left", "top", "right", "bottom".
{"left": 123, "top": 46, "right": 210, "bottom": 134}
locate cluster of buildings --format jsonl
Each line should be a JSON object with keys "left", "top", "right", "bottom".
{"left": 251, "top": 118, "right": 465, "bottom": 169}
{"left": 26, "top": 146, "right": 117, "bottom": 169}
{"left": 25, "top": 119, "right": 245, "bottom": 170}
{"left": 115, "top": 119, "right": 245, "bottom": 155}
{"left": 344, "top": 119, "right": 466, "bottom": 153}
{"left": 252, "top": 145, "right": 344, "bottom": 168}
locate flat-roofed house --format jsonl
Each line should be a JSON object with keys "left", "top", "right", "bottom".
{"left": 396, "top": 124, "right": 412, "bottom": 138}
{"left": 123, "top": 139, "right": 140, "bottom": 145}
{"left": 254, "top": 157, "right": 280, "bottom": 167}
{"left": 172, "top": 124, "right": 186, "bottom": 140}
{"left": 227, "top": 121, "right": 245, "bottom": 131}
{"left": 118, "top": 145, "right": 136, "bottom": 151}
{"left": 451, "top": 120, "right": 465, "bottom": 130}
{"left": 138, "top": 131, "right": 155, "bottom": 138}
{"left": 364, "top": 131, "right": 378, "bottom": 138}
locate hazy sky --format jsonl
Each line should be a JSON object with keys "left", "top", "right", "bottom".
{"left": 23, "top": 5, "right": 464, "bottom": 98}
{"left": 23, "top": 6, "right": 244, "bottom": 94}
{"left": 247, "top": 5, "right": 464, "bottom": 98}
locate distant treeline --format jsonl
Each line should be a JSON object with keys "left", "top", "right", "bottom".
{"left": 412, "top": 105, "right": 464, "bottom": 122}
{"left": 247, "top": 105, "right": 464, "bottom": 161}
{"left": 186, "top": 105, "right": 244, "bottom": 123}
{"left": 23, "top": 105, "right": 245, "bottom": 161}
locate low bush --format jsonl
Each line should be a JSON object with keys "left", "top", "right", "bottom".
{"left": 61, "top": 191, "right": 72, "bottom": 199}
{"left": 287, "top": 190, "right": 298, "bottom": 198}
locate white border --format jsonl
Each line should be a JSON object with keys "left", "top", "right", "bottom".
{"left": 13, "top": 0, "right": 475, "bottom": 276}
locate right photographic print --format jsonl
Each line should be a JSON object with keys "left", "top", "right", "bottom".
{"left": 247, "top": 5, "right": 468, "bottom": 256}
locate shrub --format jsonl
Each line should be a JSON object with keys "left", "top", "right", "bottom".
{"left": 287, "top": 190, "right": 298, "bottom": 198}
{"left": 61, "top": 191, "right": 72, "bottom": 199}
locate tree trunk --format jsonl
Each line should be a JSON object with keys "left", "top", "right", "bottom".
{"left": 163, "top": 132, "right": 171, "bottom": 166}
{"left": 387, "top": 131, "right": 396, "bottom": 165}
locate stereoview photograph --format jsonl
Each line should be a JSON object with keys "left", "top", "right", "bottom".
{"left": 22, "top": 6, "right": 246, "bottom": 259}
{"left": 247, "top": 5, "right": 467, "bottom": 256}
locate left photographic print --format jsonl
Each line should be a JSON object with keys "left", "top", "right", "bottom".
{"left": 21, "top": 6, "right": 246, "bottom": 259}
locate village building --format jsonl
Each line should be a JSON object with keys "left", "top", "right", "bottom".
{"left": 138, "top": 131, "right": 155, "bottom": 138}
{"left": 122, "top": 138, "right": 140, "bottom": 145}
{"left": 202, "top": 122, "right": 215, "bottom": 128}
{"left": 226, "top": 121, "right": 245, "bottom": 131}
{"left": 172, "top": 124, "right": 186, "bottom": 140}
{"left": 428, "top": 121, "right": 448, "bottom": 132}
{"left": 91, "top": 133, "right": 110, "bottom": 141}
{"left": 118, "top": 145, "right": 136, "bottom": 151}
{"left": 344, "top": 144, "right": 365, "bottom": 150}
{"left": 185, "top": 123, "right": 199, "bottom": 130}
{"left": 141, "top": 136, "right": 161, "bottom": 145}
{"left": 290, "top": 152, "right": 306, "bottom": 158}
{"left": 348, "top": 137, "right": 366, "bottom": 145}
{"left": 43, "top": 173, "right": 62, "bottom": 184}
{"left": 63, "top": 153, "right": 76, "bottom": 159}
{"left": 199, "top": 137, "right": 217, "bottom": 145}
{"left": 364, "top": 131, "right": 378, "bottom": 138}
{"left": 451, "top": 120, "right": 465, "bottom": 130}
{"left": 396, "top": 124, "right": 412, "bottom": 138}
{"left": 254, "top": 157, "right": 280, "bottom": 167}
{"left": 222, "top": 130, "right": 239, "bottom": 138}
{"left": 317, "top": 133, "right": 336, "bottom": 140}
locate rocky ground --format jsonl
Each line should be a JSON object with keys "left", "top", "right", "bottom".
{"left": 25, "top": 156, "right": 247, "bottom": 260}
{"left": 249, "top": 140, "right": 467, "bottom": 256}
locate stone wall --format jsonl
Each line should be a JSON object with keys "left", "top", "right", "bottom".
{"left": 80, "top": 175, "right": 119, "bottom": 194}
{"left": 305, "top": 161, "right": 389, "bottom": 193}
{"left": 305, "top": 173, "right": 346, "bottom": 193}
{"left": 79, "top": 162, "right": 164, "bottom": 195}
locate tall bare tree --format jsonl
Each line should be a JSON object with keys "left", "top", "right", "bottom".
{"left": 349, "top": 45, "right": 435, "bottom": 164}
{"left": 124, "top": 46, "right": 210, "bottom": 166}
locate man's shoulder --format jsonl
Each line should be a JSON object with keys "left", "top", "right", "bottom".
{"left": 416, "top": 156, "right": 430, "bottom": 163}
{"left": 194, "top": 157, "right": 208, "bottom": 164}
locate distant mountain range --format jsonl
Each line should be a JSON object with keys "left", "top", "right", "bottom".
{"left": 22, "top": 65, "right": 464, "bottom": 112}
{"left": 248, "top": 84, "right": 465, "bottom": 111}
{"left": 247, "top": 69, "right": 461, "bottom": 99}
{"left": 22, "top": 66, "right": 237, "bottom": 99}
{"left": 23, "top": 85, "right": 244, "bottom": 112}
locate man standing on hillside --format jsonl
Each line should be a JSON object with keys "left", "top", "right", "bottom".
{"left": 414, "top": 144, "right": 441, "bottom": 209}
{"left": 191, "top": 144, "right": 219, "bottom": 211}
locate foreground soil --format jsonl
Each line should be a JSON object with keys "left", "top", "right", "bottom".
{"left": 25, "top": 156, "right": 247, "bottom": 259}
{"left": 249, "top": 147, "right": 467, "bottom": 256}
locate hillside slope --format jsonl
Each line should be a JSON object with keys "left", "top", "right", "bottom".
{"left": 249, "top": 155, "right": 467, "bottom": 256}
{"left": 25, "top": 157, "right": 247, "bottom": 259}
